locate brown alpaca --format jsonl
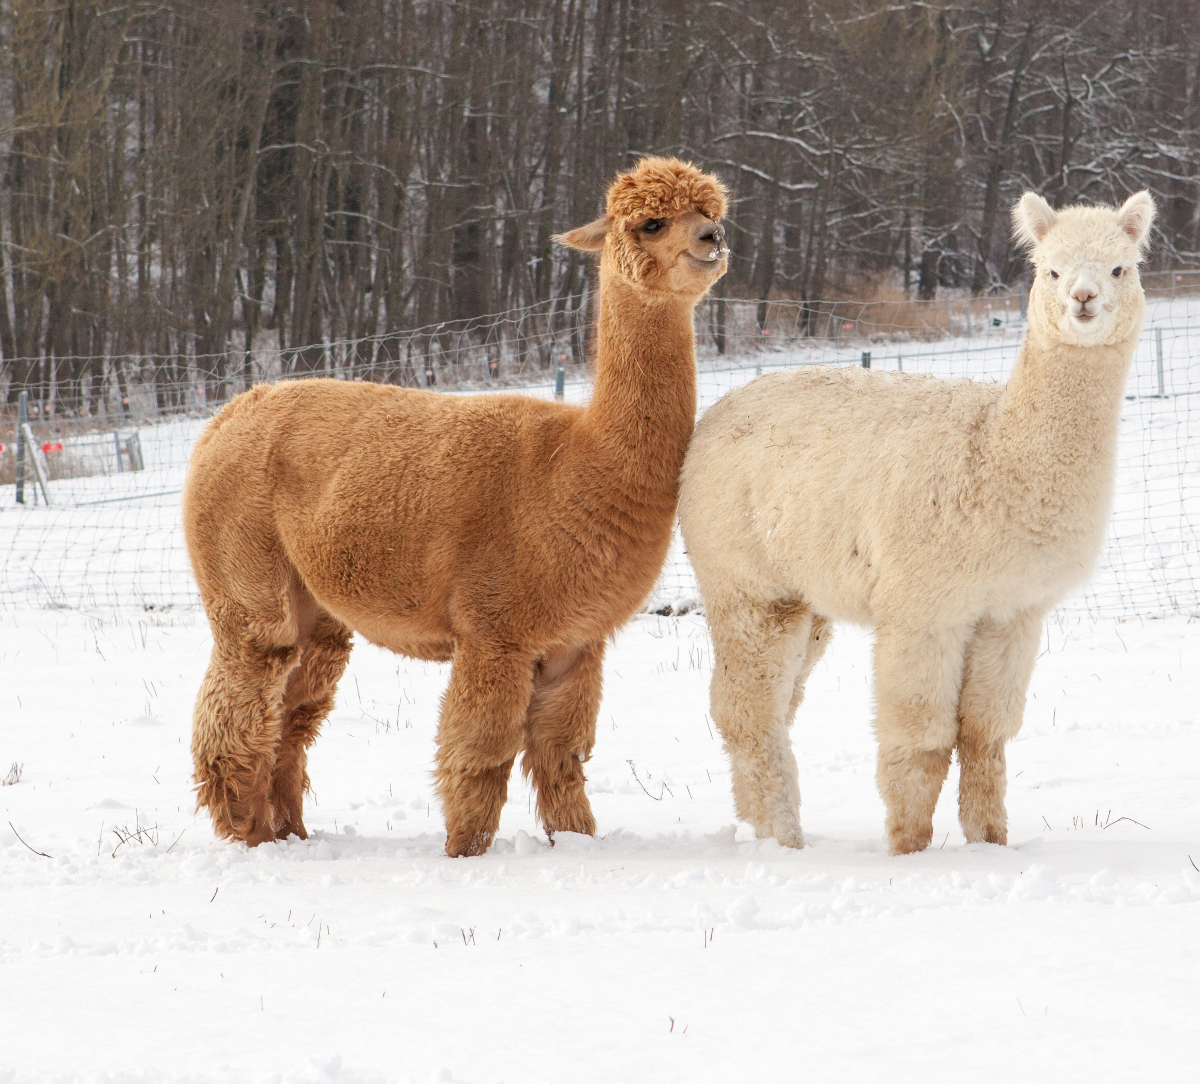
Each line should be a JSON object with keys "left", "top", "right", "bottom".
{"left": 183, "top": 157, "right": 728, "bottom": 855}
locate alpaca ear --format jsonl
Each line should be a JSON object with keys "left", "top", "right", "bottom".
{"left": 1012, "top": 192, "right": 1057, "bottom": 249}
{"left": 554, "top": 216, "right": 610, "bottom": 252}
{"left": 1116, "top": 190, "right": 1156, "bottom": 251}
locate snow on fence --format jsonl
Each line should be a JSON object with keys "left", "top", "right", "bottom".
{"left": 2, "top": 291, "right": 1200, "bottom": 620}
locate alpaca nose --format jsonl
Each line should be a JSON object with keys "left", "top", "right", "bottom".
{"left": 695, "top": 220, "right": 726, "bottom": 258}
{"left": 1071, "top": 279, "right": 1098, "bottom": 304}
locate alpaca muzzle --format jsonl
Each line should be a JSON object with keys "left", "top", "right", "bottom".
{"left": 699, "top": 221, "right": 728, "bottom": 261}
{"left": 1070, "top": 277, "right": 1099, "bottom": 321}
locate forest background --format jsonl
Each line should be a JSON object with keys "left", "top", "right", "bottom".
{"left": 1, "top": 0, "right": 1197, "bottom": 415}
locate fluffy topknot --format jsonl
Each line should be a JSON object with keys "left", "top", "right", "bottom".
{"left": 606, "top": 157, "right": 727, "bottom": 223}
{"left": 1012, "top": 190, "right": 1156, "bottom": 254}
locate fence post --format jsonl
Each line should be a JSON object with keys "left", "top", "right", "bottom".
{"left": 114, "top": 430, "right": 125, "bottom": 473}
{"left": 20, "top": 423, "right": 51, "bottom": 504}
{"left": 128, "top": 431, "right": 144, "bottom": 471}
{"left": 861, "top": 351, "right": 871, "bottom": 369}
{"left": 15, "top": 390, "right": 28, "bottom": 504}
{"left": 554, "top": 367, "right": 565, "bottom": 401}
{"left": 1156, "top": 327, "right": 1164, "bottom": 397}
{"left": 897, "top": 355, "right": 903, "bottom": 372}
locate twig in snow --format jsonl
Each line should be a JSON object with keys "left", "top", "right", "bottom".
{"left": 110, "top": 812, "right": 160, "bottom": 856}
{"left": 1100, "top": 816, "right": 1150, "bottom": 831}
{"left": 1188, "top": 855, "right": 1199, "bottom": 873}
{"left": 8, "top": 821, "right": 52, "bottom": 858}
{"left": 209, "top": 886, "right": 219, "bottom": 903}
{"left": 2, "top": 762, "right": 22, "bottom": 786}
{"left": 1042, "top": 816, "right": 1052, "bottom": 831}
{"left": 626, "top": 760, "right": 662, "bottom": 800}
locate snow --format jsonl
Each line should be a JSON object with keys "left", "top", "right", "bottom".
{"left": 2, "top": 298, "right": 1199, "bottom": 1081}
{"left": 2, "top": 608, "right": 1198, "bottom": 1082}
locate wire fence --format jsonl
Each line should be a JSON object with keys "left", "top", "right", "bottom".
{"left": 5, "top": 270, "right": 1197, "bottom": 426}
{"left": 3, "top": 284, "right": 1200, "bottom": 621}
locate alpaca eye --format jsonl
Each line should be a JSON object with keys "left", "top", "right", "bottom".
{"left": 642, "top": 219, "right": 665, "bottom": 233}
{"left": 1112, "top": 266, "right": 1123, "bottom": 277}
{"left": 1049, "top": 270, "right": 1059, "bottom": 280}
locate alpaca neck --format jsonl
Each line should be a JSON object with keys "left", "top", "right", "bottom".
{"left": 987, "top": 311, "right": 1138, "bottom": 532}
{"left": 581, "top": 273, "right": 698, "bottom": 485}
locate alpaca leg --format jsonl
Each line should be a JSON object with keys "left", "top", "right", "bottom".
{"left": 786, "top": 615, "right": 834, "bottom": 727}
{"left": 956, "top": 609, "right": 1044, "bottom": 845}
{"left": 522, "top": 642, "right": 603, "bottom": 838}
{"left": 192, "top": 628, "right": 301, "bottom": 846}
{"left": 741, "top": 615, "right": 834, "bottom": 840}
{"left": 435, "top": 643, "right": 534, "bottom": 857}
{"left": 873, "top": 623, "right": 970, "bottom": 855}
{"left": 271, "top": 612, "right": 353, "bottom": 840}
{"left": 708, "top": 596, "right": 819, "bottom": 848}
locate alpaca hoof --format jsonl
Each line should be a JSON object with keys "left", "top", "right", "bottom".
{"left": 773, "top": 823, "right": 805, "bottom": 849}
{"left": 887, "top": 823, "right": 933, "bottom": 856}
{"left": 754, "top": 821, "right": 804, "bottom": 848}
{"left": 541, "top": 795, "right": 596, "bottom": 838}
{"left": 962, "top": 822, "right": 1007, "bottom": 846}
{"left": 275, "top": 821, "right": 308, "bottom": 841}
{"left": 205, "top": 802, "right": 275, "bottom": 847}
{"left": 545, "top": 813, "right": 597, "bottom": 837}
{"left": 241, "top": 817, "right": 279, "bottom": 848}
{"left": 445, "top": 827, "right": 495, "bottom": 858}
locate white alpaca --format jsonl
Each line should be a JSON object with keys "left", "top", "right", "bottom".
{"left": 678, "top": 190, "right": 1155, "bottom": 854}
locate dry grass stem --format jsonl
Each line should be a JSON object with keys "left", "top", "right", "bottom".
{"left": 8, "top": 821, "right": 52, "bottom": 858}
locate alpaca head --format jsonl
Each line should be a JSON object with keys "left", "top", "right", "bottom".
{"left": 1014, "top": 190, "right": 1155, "bottom": 347}
{"left": 555, "top": 157, "right": 729, "bottom": 298}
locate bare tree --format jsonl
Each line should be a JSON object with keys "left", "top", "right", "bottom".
{"left": 1, "top": 0, "right": 1195, "bottom": 413}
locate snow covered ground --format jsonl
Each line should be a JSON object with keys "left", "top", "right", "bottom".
{"left": 2, "top": 606, "right": 1198, "bottom": 1083}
